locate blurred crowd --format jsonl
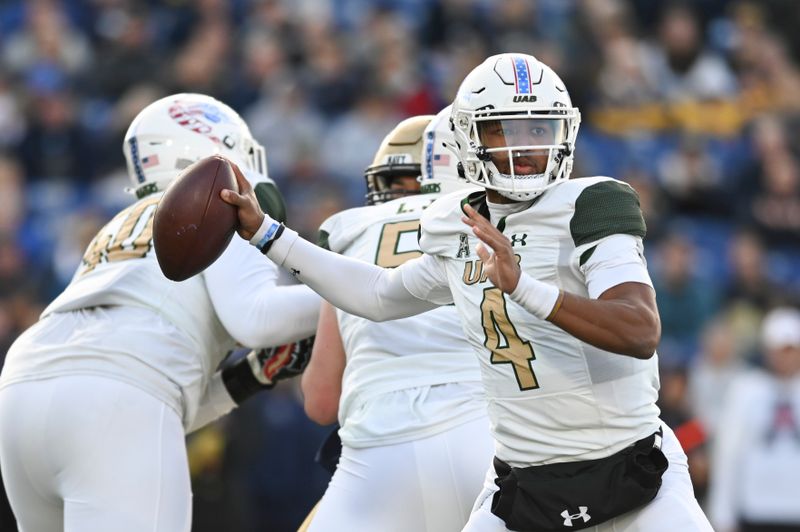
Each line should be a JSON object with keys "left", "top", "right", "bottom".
{"left": 1, "top": 0, "right": 799, "bottom": 530}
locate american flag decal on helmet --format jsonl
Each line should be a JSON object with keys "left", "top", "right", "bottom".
{"left": 128, "top": 137, "right": 146, "bottom": 183}
{"left": 512, "top": 56, "right": 532, "bottom": 94}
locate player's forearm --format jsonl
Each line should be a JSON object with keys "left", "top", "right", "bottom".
{"left": 301, "top": 303, "right": 344, "bottom": 425}
{"left": 548, "top": 291, "right": 660, "bottom": 358}
{"left": 511, "top": 274, "right": 660, "bottom": 358}
{"left": 261, "top": 226, "right": 436, "bottom": 321}
{"left": 226, "top": 284, "right": 321, "bottom": 347}
{"left": 302, "top": 369, "right": 341, "bottom": 425}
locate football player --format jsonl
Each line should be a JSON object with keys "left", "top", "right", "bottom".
{"left": 0, "top": 94, "right": 320, "bottom": 532}
{"left": 300, "top": 110, "right": 493, "bottom": 531}
{"left": 222, "top": 54, "right": 713, "bottom": 531}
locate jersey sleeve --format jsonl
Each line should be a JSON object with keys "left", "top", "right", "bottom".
{"left": 399, "top": 253, "right": 453, "bottom": 306}
{"left": 576, "top": 234, "right": 653, "bottom": 299}
{"left": 203, "top": 236, "right": 321, "bottom": 347}
{"left": 318, "top": 208, "right": 365, "bottom": 254}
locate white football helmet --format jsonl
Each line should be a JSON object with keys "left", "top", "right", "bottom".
{"left": 419, "top": 105, "right": 474, "bottom": 195}
{"left": 451, "top": 53, "right": 581, "bottom": 201}
{"left": 123, "top": 93, "right": 266, "bottom": 198}
{"left": 364, "top": 115, "right": 433, "bottom": 205}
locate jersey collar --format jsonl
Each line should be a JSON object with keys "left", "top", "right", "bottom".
{"left": 460, "top": 190, "right": 509, "bottom": 232}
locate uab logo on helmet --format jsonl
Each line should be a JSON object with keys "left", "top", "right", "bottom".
{"left": 512, "top": 95, "right": 537, "bottom": 103}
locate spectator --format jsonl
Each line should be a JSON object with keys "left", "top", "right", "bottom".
{"left": 0, "top": 155, "right": 24, "bottom": 235}
{"left": 656, "top": 134, "right": 727, "bottom": 217}
{"left": 15, "top": 87, "right": 92, "bottom": 182}
{"left": 1, "top": 0, "right": 92, "bottom": 82}
{"left": 640, "top": 3, "right": 737, "bottom": 102}
{"left": 652, "top": 232, "right": 721, "bottom": 365}
{"left": 724, "top": 229, "right": 787, "bottom": 312}
{"left": 748, "top": 150, "right": 800, "bottom": 248}
{"left": 688, "top": 317, "right": 748, "bottom": 439}
{"left": 709, "top": 307, "right": 800, "bottom": 532}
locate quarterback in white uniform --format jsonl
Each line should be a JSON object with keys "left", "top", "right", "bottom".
{"left": 223, "top": 54, "right": 712, "bottom": 531}
{"left": 0, "top": 94, "right": 320, "bottom": 532}
{"left": 301, "top": 111, "right": 493, "bottom": 532}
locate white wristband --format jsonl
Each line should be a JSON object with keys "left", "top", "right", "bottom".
{"left": 508, "top": 272, "right": 561, "bottom": 320}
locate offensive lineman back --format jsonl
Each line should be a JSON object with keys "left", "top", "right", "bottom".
{"left": 0, "top": 94, "right": 320, "bottom": 532}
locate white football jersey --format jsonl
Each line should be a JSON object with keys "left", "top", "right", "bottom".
{"left": 416, "top": 176, "right": 662, "bottom": 467}
{"left": 1, "top": 179, "right": 300, "bottom": 429}
{"left": 320, "top": 193, "right": 485, "bottom": 447}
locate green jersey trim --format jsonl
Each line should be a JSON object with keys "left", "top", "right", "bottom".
{"left": 570, "top": 181, "right": 646, "bottom": 249}
{"left": 318, "top": 229, "right": 331, "bottom": 251}
{"left": 254, "top": 181, "right": 287, "bottom": 224}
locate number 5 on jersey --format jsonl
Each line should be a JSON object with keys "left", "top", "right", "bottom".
{"left": 481, "top": 287, "right": 539, "bottom": 390}
{"left": 375, "top": 220, "right": 422, "bottom": 267}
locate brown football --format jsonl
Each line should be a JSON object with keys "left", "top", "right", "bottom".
{"left": 153, "top": 155, "right": 239, "bottom": 281}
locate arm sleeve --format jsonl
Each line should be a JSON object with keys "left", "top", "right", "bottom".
{"left": 577, "top": 234, "right": 653, "bottom": 299}
{"left": 203, "top": 236, "right": 322, "bottom": 347}
{"left": 265, "top": 228, "right": 444, "bottom": 320}
{"left": 185, "top": 371, "right": 236, "bottom": 434}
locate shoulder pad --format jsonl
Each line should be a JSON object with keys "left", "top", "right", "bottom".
{"left": 318, "top": 206, "right": 377, "bottom": 253}
{"left": 419, "top": 189, "right": 482, "bottom": 257}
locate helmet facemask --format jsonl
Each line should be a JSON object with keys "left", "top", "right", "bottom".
{"left": 365, "top": 165, "right": 422, "bottom": 205}
{"left": 456, "top": 109, "right": 578, "bottom": 201}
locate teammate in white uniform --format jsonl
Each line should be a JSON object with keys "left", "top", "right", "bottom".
{"left": 222, "top": 54, "right": 712, "bottom": 531}
{"left": 0, "top": 94, "right": 320, "bottom": 532}
{"left": 300, "top": 111, "right": 493, "bottom": 532}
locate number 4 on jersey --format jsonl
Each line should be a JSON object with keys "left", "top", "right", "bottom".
{"left": 481, "top": 287, "right": 539, "bottom": 390}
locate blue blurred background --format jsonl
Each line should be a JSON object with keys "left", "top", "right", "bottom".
{"left": 0, "top": 0, "right": 799, "bottom": 530}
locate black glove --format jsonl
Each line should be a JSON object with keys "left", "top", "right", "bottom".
{"left": 222, "top": 336, "right": 315, "bottom": 404}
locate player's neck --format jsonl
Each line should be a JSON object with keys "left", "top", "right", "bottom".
{"left": 486, "top": 189, "right": 516, "bottom": 204}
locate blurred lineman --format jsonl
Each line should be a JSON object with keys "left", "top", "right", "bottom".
{"left": 709, "top": 307, "right": 800, "bottom": 532}
{"left": 222, "top": 54, "right": 712, "bottom": 531}
{"left": 301, "top": 110, "right": 493, "bottom": 531}
{"left": 0, "top": 94, "right": 320, "bottom": 532}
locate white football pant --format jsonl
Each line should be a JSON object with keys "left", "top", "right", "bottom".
{"left": 307, "top": 415, "right": 494, "bottom": 532}
{"left": 0, "top": 375, "right": 191, "bottom": 532}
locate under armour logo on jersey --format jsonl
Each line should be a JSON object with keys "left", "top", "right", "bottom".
{"left": 561, "top": 507, "right": 591, "bottom": 527}
{"left": 456, "top": 233, "right": 470, "bottom": 258}
{"left": 510, "top": 233, "right": 528, "bottom": 247}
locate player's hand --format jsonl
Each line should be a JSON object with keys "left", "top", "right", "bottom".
{"left": 462, "top": 204, "right": 521, "bottom": 293}
{"left": 247, "top": 336, "right": 315, "bottom": 388}
{"left": 220, "top": 164, "right": 265, "bottom": 240}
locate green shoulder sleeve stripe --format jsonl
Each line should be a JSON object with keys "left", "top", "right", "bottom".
{"left": 254, "top": 181, "right": 287, "bottom": 224}
{"left": 318, "top": 229, "right": 330, "bottom": 250}
{"left": 570, "top": 180, "right": 646, "bottom": 248}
